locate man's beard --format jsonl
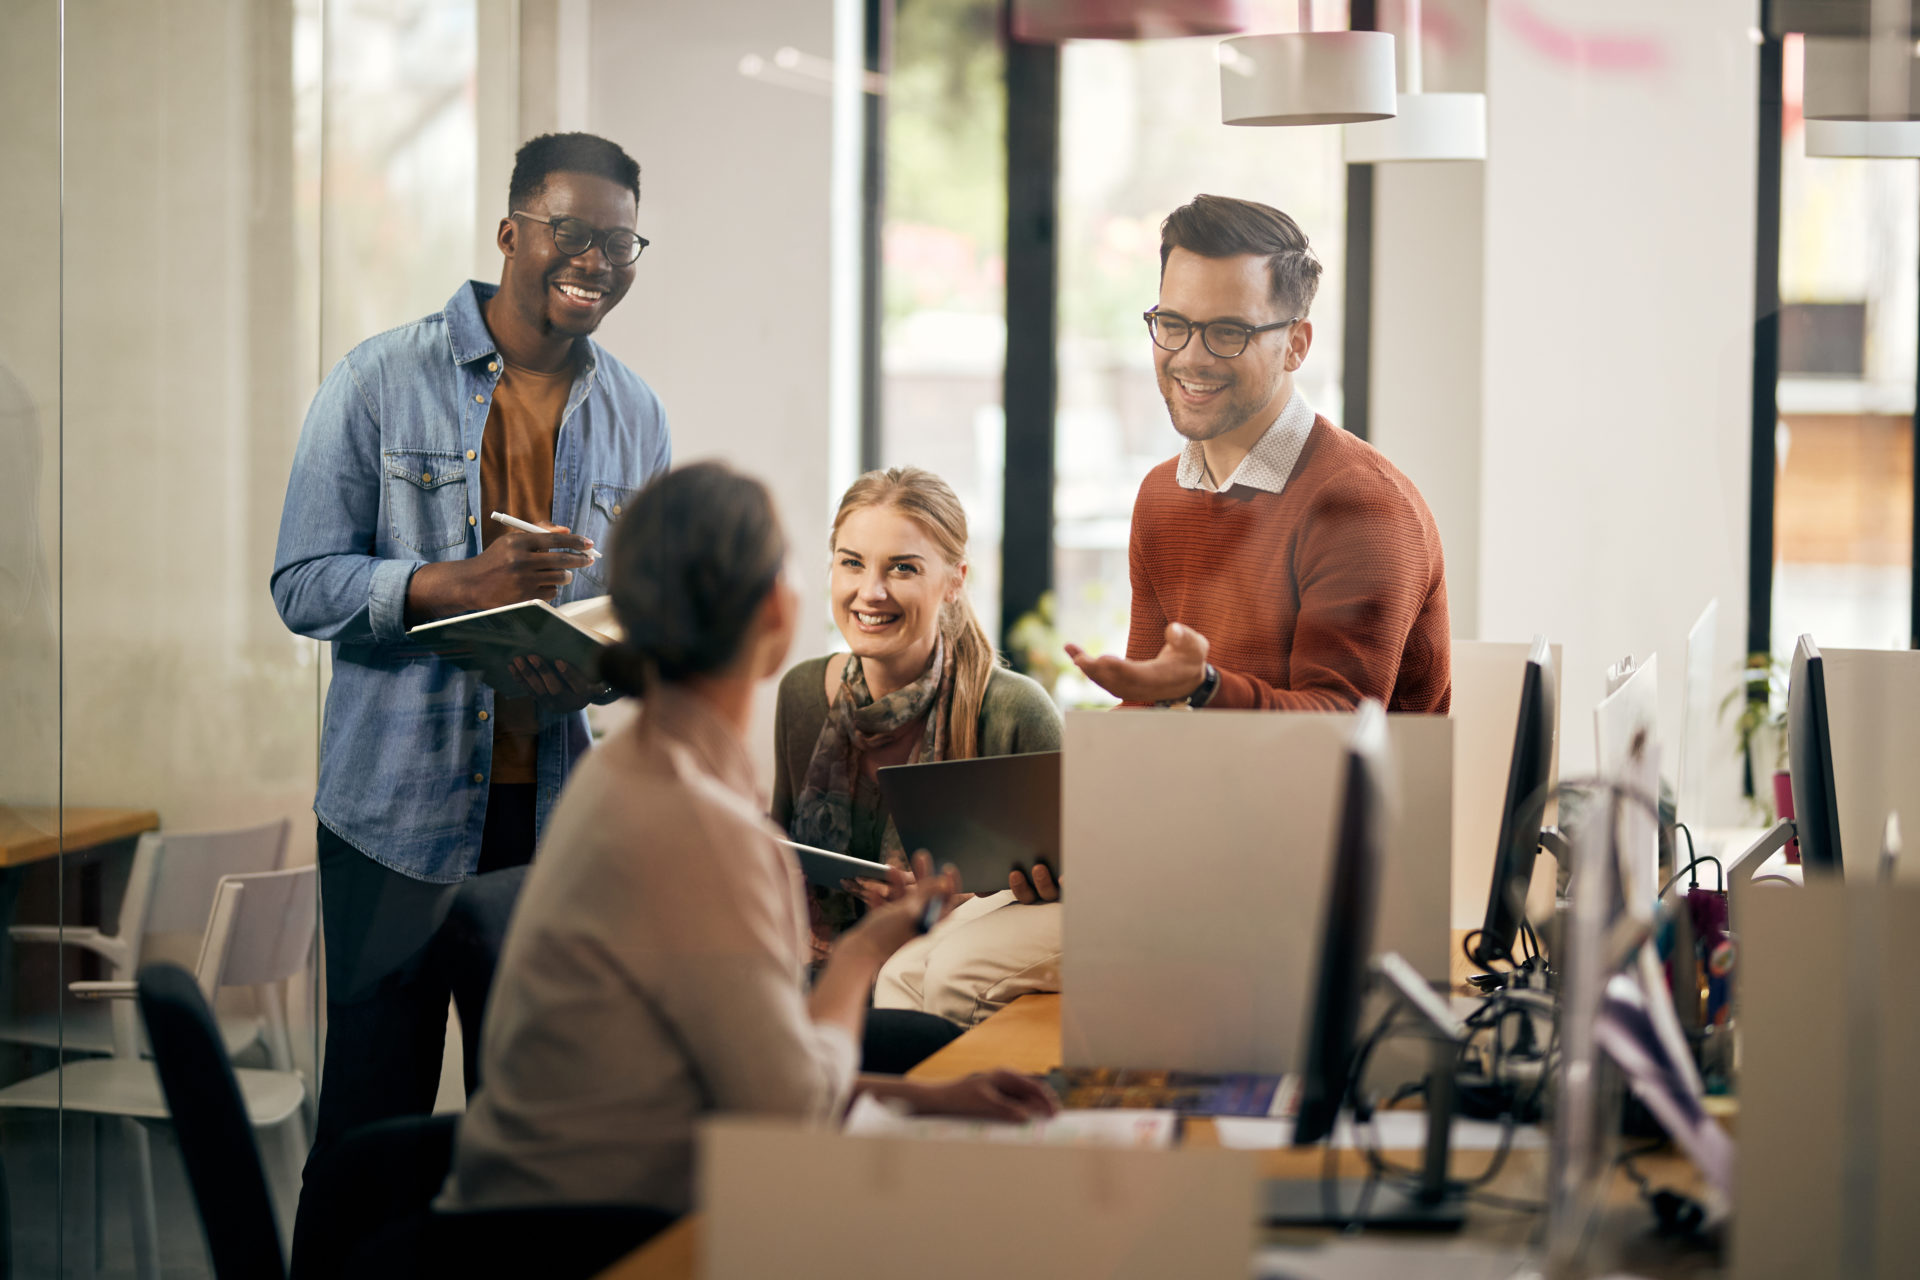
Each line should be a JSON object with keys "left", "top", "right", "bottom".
{"left": 1161, "top": 369, "right": 1267, "bottom": 443}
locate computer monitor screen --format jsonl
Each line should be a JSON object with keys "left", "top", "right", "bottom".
{"left": 1678, "top": 601, "right": 1718, "bottom": 827}
{"left": 1788, "top": 635, "right": 1843, "bottom": 872}
{"left": 1472, "top": 636, "right": 1557, "bottom": 968}
{"left": 1293, "top": 702, "right": 1389, "bottom": 1147}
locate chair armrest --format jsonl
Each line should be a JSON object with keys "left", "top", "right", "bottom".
{"left": 70, "top": 981, "right": 139, "bottom": 1001}
{"left": 10, "top": 926, "right": 130, "bottom": 970}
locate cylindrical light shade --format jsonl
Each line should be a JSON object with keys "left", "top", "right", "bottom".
{"left": 1343, "top": 92, "right": 1486, "bottom": 162}
{"left": 1803, "top": 36, "right": 1920, "bottom": 121}
{"left": 1220, "top": 32, "right": 1398, "bottom": 127}
{"left": 1805, "top": 118, "right": 1920, "bottom": 158}
{"left": 1011, "top": 0, "right": 1247, "bottom": 41}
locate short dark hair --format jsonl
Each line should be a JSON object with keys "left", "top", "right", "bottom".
{"left": 508, "top": 132, "right": 642, "bottom": 212}
{"left": 599, "top": 463, "right": 788, "bottom": 696}
{"left": 1159, "top": 194, "right": 1323, "bottom": 319}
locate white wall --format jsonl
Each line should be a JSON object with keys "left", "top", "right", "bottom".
{"left": 585, "top": 0, "right": 841, "bottom": 779}
{"left": 1473, "top": 0, "right": 1756, "bottom": 822}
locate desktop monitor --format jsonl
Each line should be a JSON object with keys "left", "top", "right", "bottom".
{"left": 1293, "top": 702, "right": 1390, "bottom": 1147}
{"left": 1678, "top": 601, "right": 1718, "bottom": 828}
{"left": 1471, "top": 636, "right": 1557, "bottom": 969}
{"left": 1787, "top": 635, "right": 1843, "bottom": 873}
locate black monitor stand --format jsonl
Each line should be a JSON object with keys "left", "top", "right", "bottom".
{"left": 1263, "top": 1033, "right": 1468, "bottom": 1230}
{"left": 1470, "top": 826, "right": 1570, "bottom": 994}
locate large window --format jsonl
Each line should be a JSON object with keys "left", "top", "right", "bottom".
{"left": 879, "top": 0, "right": 1008, "bottom": 643}
{"left": 1049, "top": 11, "right": 1345, "bottom": 701}
{"left": 1770, "top": 33, "right": 1917, "bottom": 657}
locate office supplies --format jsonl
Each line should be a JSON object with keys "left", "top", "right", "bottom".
{"left": 1469, "top": 636, "right": 1561, "bottom": 976}
{"left": 1726, "top": 636, "right": 1844, "bottom": 896}
{"left": 775, "top": 840, "right": 892, "bottom": 891}
{"left": 1265, "top": 707, "right": 1467, "bottom": 1229}
{"left": 489, "top": 509, "right": 602, "bottom": 560}
{"left": 843, "top": 1094, "right": 1177, "bottom": 1148}
{"left": 1447, "top": 639, "right": 1564, "bottom": 933}
{"left": 1062, "top": 709, "right": 1451, "bottom": 1083}
{"left": 699, "top": 1115, "right": 1258, "bottom": 1280}
{"left": 1677, "top": 600, "right": 1719, "bottom": 831}
{"left": 1595, "top": 653, "right": 1661, "bottom": 905}
{"left": 877, "top": 751, "right": 1060, "bottom": 895}
{"left": 1808, "top": 643, "right": 1920, "bottom": 880}
{"left": 1733, "top": 880, "right": 1920, "bottom": 1280}
{"left": 1047, "top": 1066, "right": 1297, "bottom": 1118}
{"left": 404, "top": 594, "right": 619, "bottom": 693}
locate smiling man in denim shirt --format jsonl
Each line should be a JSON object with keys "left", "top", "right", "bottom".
{"left": 271, "top": 133, "right": 669, "bottom": 1198}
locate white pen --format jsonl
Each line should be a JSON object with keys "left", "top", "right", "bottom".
{"left": 489, "top": 510, "right": 602, "bottom": 561}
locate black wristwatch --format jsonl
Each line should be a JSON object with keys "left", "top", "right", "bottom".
{"left": 1186, "top": 663, "right": 1220, "bottom": 709}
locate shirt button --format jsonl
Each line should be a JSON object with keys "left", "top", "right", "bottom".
{"left": 468, "top": 515, "right": 476, "bottom": 526}
{"left": 466, "top": 449, "right": 476, "bottom": 460}
{"left": 474, "top": 394, "right": 484, "bottom": 403}
{"left": 421, "top": 471, "right": 432, "bottom": 483}
{"left": 487, "top": 361, "right": 498, "bottom": 372}
{"left": 472, "top": 772, "right": 484, "bottom": 784}
{"left": 613, "top": 504, "right": 622, "bottom": 516}
{"left": 478, "top": 710, "right": 490, "bottom": 722}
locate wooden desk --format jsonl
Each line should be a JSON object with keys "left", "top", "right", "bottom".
{"left": 605, "top": 944, "right": 1719, "bottom": 1280}
{"left": 0, "top": 806, "right": 159, "bottom": 869}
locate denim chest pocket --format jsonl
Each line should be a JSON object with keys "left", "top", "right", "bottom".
{"left": 576, "top": 482, "right": 636, "bottom": 588}
{"left": 384, "top": 449, "right": 471, "bottom": 554}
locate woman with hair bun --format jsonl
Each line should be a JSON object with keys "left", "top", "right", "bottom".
{"left": 440, "top": 462, "right": 1053, "bottom": 1234}
{"left": 773, "top": 467, "right": 1064, "bottom": 1028}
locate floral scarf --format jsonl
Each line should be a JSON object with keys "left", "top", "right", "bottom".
{"left": 790, "top": 638, "right": 954, "bottom": 865}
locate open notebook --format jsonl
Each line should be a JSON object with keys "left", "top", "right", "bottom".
{"left": 405, "top": 595, "right": 621, "bottom": 696}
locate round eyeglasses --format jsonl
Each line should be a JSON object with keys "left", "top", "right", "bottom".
{"left": 1144, "top": 309, "right": 1299, "bottom": 359}
{"left": 510, "top": 211, "right": 649, "bottom": 268}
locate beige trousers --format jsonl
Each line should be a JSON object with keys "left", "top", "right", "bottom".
{"left": 872, "top": 890, "right": 1062, "bottom": 1027}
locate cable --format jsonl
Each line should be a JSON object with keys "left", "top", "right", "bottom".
{"left": 1657, "top": 854, "right": 1724, "bottom": 901}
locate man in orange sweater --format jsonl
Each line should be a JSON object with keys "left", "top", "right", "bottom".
{"left": 1067, "top": 194, "right": 1450, "bottom": 713}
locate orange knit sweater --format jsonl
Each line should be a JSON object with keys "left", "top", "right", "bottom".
{"left": 1127, "top": 417, "right": 1451, "bottom": 713}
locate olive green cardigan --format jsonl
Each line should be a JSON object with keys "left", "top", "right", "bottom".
{"left": 769, "top": 654, "right": 1062, "bottom": 862}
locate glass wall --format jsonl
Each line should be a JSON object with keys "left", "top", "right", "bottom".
{"left": 1772, "top": 31, "right": 1917, "bottom": 655}
{"left": 1050, "top": 4, "right": 1345, "bottom": 703}
{"left": 0, "top": 3, "right": 487, "bottom": 1274}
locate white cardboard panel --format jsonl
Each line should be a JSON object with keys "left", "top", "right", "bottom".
{"left": 699, "top": 1117, "right": 1259, "bottom": 1280}
{"left": 1733, "top": 881, "right": 1920, "bottom": 1280}
{"left": 1061, "top": 710, "right": 1451, "bottom": 1077}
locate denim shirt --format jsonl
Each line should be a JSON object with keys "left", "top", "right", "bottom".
{"left": 271, "top": 281, "right": 671, "bottom": 882}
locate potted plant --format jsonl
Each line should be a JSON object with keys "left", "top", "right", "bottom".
{"left": 1721, "top": 652, "right": 1789, "bottom": 826}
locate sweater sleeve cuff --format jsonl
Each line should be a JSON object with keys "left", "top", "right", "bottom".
{"left": 1208, "top": 666, "right": 1262, "bottom": 710}
{"left": 369, "top": 557, "right": 424, "bottom": 642}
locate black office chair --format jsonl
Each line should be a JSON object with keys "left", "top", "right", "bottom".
{"left": 136, "top": 962, "right": 287, "bottom": 1280}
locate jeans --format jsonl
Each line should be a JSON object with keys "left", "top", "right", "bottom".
{"left": 292, "top": 786, "right": 535, "bottom": 1270}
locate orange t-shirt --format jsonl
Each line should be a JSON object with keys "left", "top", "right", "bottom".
{"left": 479, "top": 359, "right": 573, "bottom": 783}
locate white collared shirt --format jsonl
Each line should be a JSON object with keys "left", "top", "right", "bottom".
{"left": 1175, "top": 387, "right": 1315, "bottom": 495}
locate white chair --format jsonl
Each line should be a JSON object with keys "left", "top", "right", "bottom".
{"left": 0, "top": 866, "right": 317, "bottom": 1280}
{"left": 4, "top": 818, "right": 291, "bottom": 1064}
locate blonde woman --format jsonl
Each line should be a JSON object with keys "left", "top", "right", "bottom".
{"left": 772, "top": 467, "right": 1063, "bottom": 1026}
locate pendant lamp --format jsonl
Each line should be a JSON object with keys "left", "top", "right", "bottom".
{"left": 1803, "top": 36, "right": 1920, "bottom": 121}
{"left": 1220, "top": 1, "right": 1397, "bottom": 127}
{"left": 1805, "top": 118, "right": 1920, "bottom": 157}
{"left": 1342, "top": 0, "right": 1485, "bottom": 162}
{"left": 1011, "top": 0, "right": 1247, "bottom": 42}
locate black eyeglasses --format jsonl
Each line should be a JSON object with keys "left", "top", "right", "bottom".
{"left": 510, "top": 211, "right": 649, "bottom": 268}
{"left": 1144, "top": 309, "right": 1299, "bottom": 359}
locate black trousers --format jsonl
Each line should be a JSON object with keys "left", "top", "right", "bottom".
{"left": 292, "top": 786, "right": 535, "bottom": 1267}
